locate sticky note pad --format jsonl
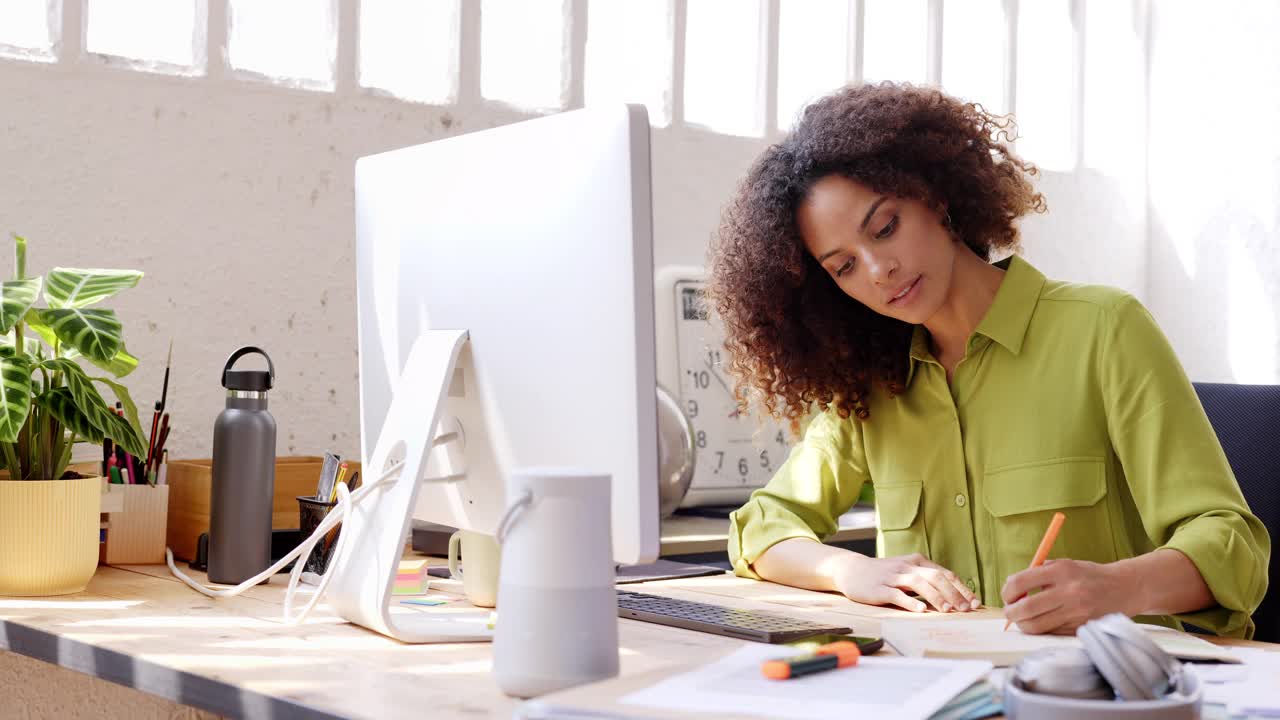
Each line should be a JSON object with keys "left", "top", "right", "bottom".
{"left": 400, "top": 597, "right": 448, "bottom": 607}
{"left": 392, "top": 575, "right": 431, "bottom": 595}
{"left": 398, "top": 559, "right": 428, "bottom": 574}
{"left": 396, "top": 559, "right": 429, "bottom": 584}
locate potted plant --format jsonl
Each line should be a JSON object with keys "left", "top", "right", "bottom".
{"left": 0, "top": 234, "right": 147, "bottom": 596}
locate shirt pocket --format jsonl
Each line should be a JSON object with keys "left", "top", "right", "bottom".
{"left": 982, "top": 457, "right": 1116, "bottom": 588}
{"left": 875, "top": 481, "right": 930, "bottom": 559}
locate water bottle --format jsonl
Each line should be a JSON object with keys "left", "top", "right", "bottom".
{"left": 208, "top": 347, "right": 277, "bottom": 585}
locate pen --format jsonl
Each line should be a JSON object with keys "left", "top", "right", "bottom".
{"left": 114, "top": 446, "right": 129, "bottom": 482}
{"left": 1004, "top": 511, "right": 1066, "bottom": 631}
{"left": 329, "top": 462, "right": 349, "bottom": 503}
{"left": 156, "top": 450, "right": 169, "bottom": 486}
{"left": 149, "top": 413, "right": 170, "bottom": 479}
{"left": 761, "top": 641, "right": 860, "bottom": 680}
{"left": 102, "top": 437, "right": 113, "bottom": 477}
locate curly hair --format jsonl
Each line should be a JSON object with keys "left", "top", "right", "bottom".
{"left": 708, "top": 82, "right": 1045, "bottom": 426}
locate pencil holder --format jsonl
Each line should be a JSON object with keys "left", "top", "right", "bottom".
{"left": 296, "top": 496, "right": 340, "bottom": 574}
{"left": 100, "top": 482, "right": 171, "bottom": 565}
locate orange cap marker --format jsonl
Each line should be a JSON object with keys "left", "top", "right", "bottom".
{"left": 1004, "top": 511, "right": 1066, "bottom": 631}
{"left": 761, "top": 641, "right": 860, "bottom": 680}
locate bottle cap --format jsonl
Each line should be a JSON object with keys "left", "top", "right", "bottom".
{"left": 222, "top": 346, "right": 275, "bottom": 391}
{"left": 224, "top": 370, "right": 272, "bottom": 391}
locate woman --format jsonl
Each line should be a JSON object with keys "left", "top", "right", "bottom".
{"left": 712, "top": 83, "right": 1269, "bottom": 637}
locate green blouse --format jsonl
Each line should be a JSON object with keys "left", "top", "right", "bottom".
{"left": 728, "top": 255, "right": 1270, "bottom": 638}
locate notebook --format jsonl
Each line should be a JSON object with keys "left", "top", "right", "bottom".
{"left": 881, "top": 617, "right": 1241, "bottom": 667}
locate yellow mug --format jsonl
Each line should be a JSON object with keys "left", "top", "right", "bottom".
{"left": 447, "top": 530, "right": 500, "bottom": 608}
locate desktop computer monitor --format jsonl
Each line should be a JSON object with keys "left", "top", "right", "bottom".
{"left": 353, "top": 104, "right": 659, "bottom": 566}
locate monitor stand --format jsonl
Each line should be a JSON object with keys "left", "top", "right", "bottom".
{"left": 322, "top": 329, "right": 495, "bottom": 643}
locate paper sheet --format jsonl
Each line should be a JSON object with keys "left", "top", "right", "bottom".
{"left": 620, "top": 644, "right": 991, "bottom": 720}
{"left": 1193, "top": 647, "right": 1280, "bottom": 717}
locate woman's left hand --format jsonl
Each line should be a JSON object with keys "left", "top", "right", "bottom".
{"left": 1001, "top": 558, "right": 1137, "bottom": 635}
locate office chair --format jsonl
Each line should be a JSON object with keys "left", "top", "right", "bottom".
{"left": 1192, "top": 382, "right": 1280, "bottom": 643}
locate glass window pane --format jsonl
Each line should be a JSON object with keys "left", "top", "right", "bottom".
{"left": 942, "top": 0, "right": 1005, "bottom": 112}
{"left": 585, "top": 0, "right": 671, "bottom": 127}
{"left": 480, "top": 0, "right": 565, "bottom": 111}
{"left": 684, "top": 0, "right": 763, "bottom": 137}
{"left": 87, "top": 0, "right": 199, "bottom": 68}
{"left": 1083, "top": 0, "right": 1142, "bottom": 174}
{"left": 862, "top": 0, "right": 927, "bottom": 84}
{"left": 229, "top": 0, "right": 337, "bottom": 87}
{"left": 777, "top": 0, "right": 848, "bottom": 131}
{"left": 360, "top": 0, "right": 457, "bottom": 104}
{"left": 1015, "top": 0, "right": 1073, "bottom": 170}
{"left": 0, "top": 0, "right": 54, "bottom": 57}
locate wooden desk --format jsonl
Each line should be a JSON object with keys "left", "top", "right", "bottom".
{"left": 0, "top": 558, "right": 1273, "bottom": 720}
{"left": 660, "top": 506, "right": 877, "bottom": 557}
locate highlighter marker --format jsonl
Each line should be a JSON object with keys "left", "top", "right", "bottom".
{"left": 761, "top": 641, "right": 860, "bottom": 680}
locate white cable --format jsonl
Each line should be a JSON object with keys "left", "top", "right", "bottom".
{"left": 165, "top": 460, "right": 406, "bottom": 625}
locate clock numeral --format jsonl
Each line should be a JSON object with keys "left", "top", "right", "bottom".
{"left": 714, "top": 451, "right": 724, "bottom": 474}
{"left": 775, "top": 431, "right": 786, "bottom": 446}
{"left": 686, "top": 399, "right": 699, "bottom": 418}
{"left": 705, "top": 349, "right": 722, "bottom": 367}
{"left": 688, "top": 369, "right": 710, "bottom": 389}
{"left": 695, "top": 431, "right": 707, "bottom": 449}
{"left": 738, "top": 458, "right": 749, "bottom": 477}
{"left": 759, "top": 450, "right": 771, "bottom": 471}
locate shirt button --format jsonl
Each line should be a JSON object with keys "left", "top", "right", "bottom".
{"left": 954, "top": 493, "right": 967, "bottom": 508}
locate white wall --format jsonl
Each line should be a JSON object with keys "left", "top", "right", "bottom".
{"left": 0, "top": 56, "right": 779, "bottom": 461}
{"left": 1146, "top": 0, "right": 1280, "bottom": 384}
{"left": 0, "top": 0, "right": 1168, "bottom": 462}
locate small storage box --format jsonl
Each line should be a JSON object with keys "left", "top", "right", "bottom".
{"left": 165, "top": 456, "right": 362, "bottom": 562}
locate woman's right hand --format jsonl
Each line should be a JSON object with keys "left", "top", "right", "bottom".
{"left": 832, "top": 552, "right": 981, "bottom": 613}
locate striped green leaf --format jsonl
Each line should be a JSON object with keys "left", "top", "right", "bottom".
{"left": 0, "top": 277, "right": 42, "bottom": 335}
{"left": 65, "top": 344, "right": 139, "bottom": 378}
{"left": 43, "top": 268, "right": 143, "bottom": 309}
{"left": 35, "top": 307, "right": 123, "bottom": 363}
{"left": 88, "top": 373, "right": 145, "bottom": 443}
{"left": 0, "top": 332, "right": 47, "bottom": 361}
{"left": 36, "top": 387, "right": 103, "bottom": 444}
{"left": 26, "top": 308, "right": 137, "bottom": 376}
{"left": 95, "top": 399, "right": 144, "bottom": 458}
{"left": 0, "top": 354, "right": 33, "bottom": 443}
{"left": 42, "top": 358, "right": 145, "bottom": 457}
{"left": 22, "top": 309, "right": 57, "bottom": 348}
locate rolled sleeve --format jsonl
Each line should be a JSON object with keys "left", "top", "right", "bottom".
{"left": 1164, "top": 517, "right": 1268, "bottom": 636}
{"left": 1101, "top": 296, "right": 1271, "bottom": 637}
{"left": 728, "top": 411, "right": 869, "bottom": 579}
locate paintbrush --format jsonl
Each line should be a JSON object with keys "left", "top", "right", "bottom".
{"left": 146, "top": 400, "right": 161, "bottom": 467}
{"left": 159, "top": 340, "right": 172, "bottom": 413}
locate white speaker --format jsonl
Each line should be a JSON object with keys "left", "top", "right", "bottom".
{"left": 493, "top": 468, "right": 620, "bottom": 698}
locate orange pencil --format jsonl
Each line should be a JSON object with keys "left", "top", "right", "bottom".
{"left": 1004, "top": 511, "right": 1066, "bottom": 631}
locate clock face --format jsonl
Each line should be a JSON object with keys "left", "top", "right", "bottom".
{"left": 674, "top": 280, "right": 790, "bottom": 492}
